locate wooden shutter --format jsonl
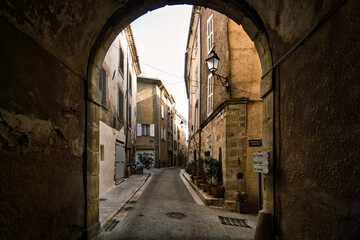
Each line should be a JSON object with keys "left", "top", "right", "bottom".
{"left": 137, "top": 124, "right": 141, "bottom": 136}
{"left": 150, "top": 124, "right": 155, "bottom": 137}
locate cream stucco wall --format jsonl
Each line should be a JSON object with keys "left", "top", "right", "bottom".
{"left": 99, "top": 29, "right": 137, "bottom": 196}
{"left": 99, "top": 121, "right": 125, "bottom": 195}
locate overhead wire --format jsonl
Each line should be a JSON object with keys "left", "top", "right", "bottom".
{"left": 110, "top": 43, "right": 260, "bottom": 96}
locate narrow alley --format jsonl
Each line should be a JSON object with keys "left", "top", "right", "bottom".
{"left": 96, "top": 168, "right": 256, "bottom": 240}
{"left": 1, "top": 1, "right": 359, "bottom": 239}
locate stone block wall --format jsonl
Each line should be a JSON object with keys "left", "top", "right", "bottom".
{"left": 224, "top": 104, "right": 247, "bottom": 210}
{"left": 0, "top": 19, "right": 86, "bottom": 239}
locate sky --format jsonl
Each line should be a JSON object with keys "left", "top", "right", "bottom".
{"left": 131, "top": 5, "right": 193, "bottom": 123}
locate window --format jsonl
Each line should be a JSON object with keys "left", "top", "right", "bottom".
{"left": 161, "top": 127, "right": 166, "bottom": 140}
{"left": 128, "top": 104, "right": 132, "bottom": 128}
{"left": 141, "top": 124, "right": 150, "bottom": 136}
{"left": 118, "top": 89, "right": 124, "bottom": 119}
{"left": 100, "top": 67, "right": 106, "bottom": 104}
{"left": 119, "top": 47, "right": 124, "bottom": 75}
{"left": 128, "top": 71, "right": 132, "bottom": 92}
{"left": 207, "top": 14, "right": 214, "bottom": 53}
{"left": 127, "top": 61, "right": 132, "bottom": 93}
{"left": 161, "top": 105, "right": 164, "bottom": 119}
{"left": 207, "top": 74, "right": 214, "bottom": 116}
{"left": 207, "top": 135, "right": 212, "bottom": 153}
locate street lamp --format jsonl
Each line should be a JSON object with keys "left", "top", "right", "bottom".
{"left": 205, "top": 50, "right": 230, "bottom": 89}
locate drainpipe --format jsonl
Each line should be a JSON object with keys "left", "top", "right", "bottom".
{"left": 198, "top": 11, "right": 202, "bottom": 163}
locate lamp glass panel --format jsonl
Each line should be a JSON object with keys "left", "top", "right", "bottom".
{"left": 206, "top": 59, "right": 214, "bottom": 72}
{"left": 206, "top": 54, "right": 220, "bottom": 73}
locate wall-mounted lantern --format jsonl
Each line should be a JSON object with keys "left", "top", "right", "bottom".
{"left": 205, "top": 50, "right": 230, "bottom": 90}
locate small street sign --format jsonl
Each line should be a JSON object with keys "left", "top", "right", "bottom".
{"left": 253, "top": 152, "right": 270, "bottom": 173}
{"left": 253, "top": 165, "right": 269, "bottom": 174}
{"left": 249, "top": 139, "right": 262, "bottom": 147}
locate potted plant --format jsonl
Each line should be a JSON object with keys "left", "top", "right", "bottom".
{"left": 200, "top": 171, "right": 209, "bottom": 192}
{"left": 204, "top": 156, "right": 224, "bottom": 198}
{"left": 137, "top": 152, "right": 154, "bottom": 170}
{"left": 237, "top": 192, "right": 249, "bottom": 213}
{"left": 185, "top": 161, "right": 199, "bottom": 182}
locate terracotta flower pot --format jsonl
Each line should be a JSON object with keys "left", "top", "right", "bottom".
{"left": 239, "top": 201, "right": 250, "bottom": 214}
{"left": 193, "top": 175, "right": 201, "bottom": 181}
{"left": 205, "top": 184, "right": 211, "bottom": 193}
{"left": 211, "top": 186, "right": 224, "bottom": 198}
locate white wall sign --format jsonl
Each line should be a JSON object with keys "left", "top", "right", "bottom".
{"left": 253, "top": 152, "right": 270, "bottom": 173}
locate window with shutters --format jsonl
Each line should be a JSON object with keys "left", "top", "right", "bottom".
{"left": 161, "top": 127, "right": 166, "bottom": 140}
{"left": 100, "top": 67, "right": 107, "bottom": 104}
{"left": 119, "top": 47, "right": 124, "bottom": 75}
{"left": 141, "top": 124, "right": 150, "bottom": 136}
{"left": 207, "top": 14, "right": 214, "bottom": 54}
{"left": 118, "top": 89, "right": 124, "bottom": 119}
{"left": 207, "top": 74, "right": 214, "bottom": 116}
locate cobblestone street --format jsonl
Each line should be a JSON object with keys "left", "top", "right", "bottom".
{"left": 95, "top": 168, "right": 256, "bottom": 240}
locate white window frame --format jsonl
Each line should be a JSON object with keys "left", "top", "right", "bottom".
{"left": 138, "top": 124, "right": 150, "bottom": 136}
{"left": 161, "top": 105, "right": 164, "bottom": 119}
{"left": 207, "top": 74, "right": 214, "bottom": 116}
{"left": 207, "top": 14, "right": 214, "bottom": 54}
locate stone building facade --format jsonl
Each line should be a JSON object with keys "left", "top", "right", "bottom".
{"left": 99, "top": 26, "right": 141, "bottom": 195}
{"left": 172, "top": 109, "right": 188, "bottom": 167}
{"left": 136, "top": 77, "right": 181, "bottom": 168}
{"left": 185, "top": 7, "right": 263, "bottom": 211}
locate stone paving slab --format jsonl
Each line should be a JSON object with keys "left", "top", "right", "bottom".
{"left": 99, "top": 170, "right": 151, "bottom": 227}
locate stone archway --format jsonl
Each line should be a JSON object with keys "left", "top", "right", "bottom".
{"left": 85, "top": 1, "right": 274, "bottom": 238}
{"left": 0, "top": 0, "right": 358, "bottom": 239}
